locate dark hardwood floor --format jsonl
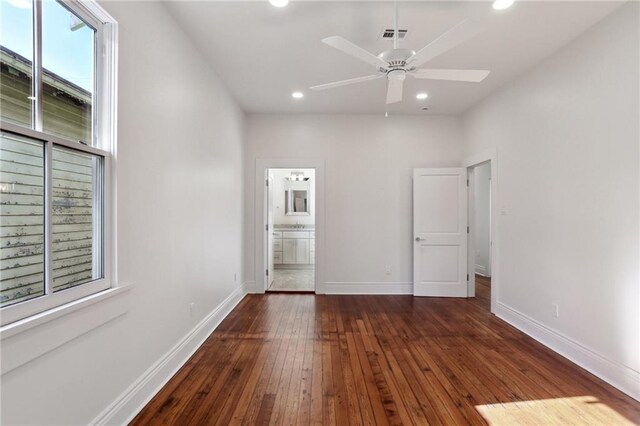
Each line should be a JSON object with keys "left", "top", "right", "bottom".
{"left": 132, "top": 284, "right": 639, "bottom": 425}
{"left": 475, "top": 274, "right": 491, "bottom": 311}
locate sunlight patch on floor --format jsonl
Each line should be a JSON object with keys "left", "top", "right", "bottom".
{"left": 476, "top": 396, "right": 634, "bottom": 425}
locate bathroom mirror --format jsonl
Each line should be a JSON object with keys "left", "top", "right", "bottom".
{"left": 285, "top": 188, "right": 309, "bottom": 215}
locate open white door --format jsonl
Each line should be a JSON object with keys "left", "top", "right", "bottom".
{"left": 413, "top": 168, "right": 468, "bottom": 297}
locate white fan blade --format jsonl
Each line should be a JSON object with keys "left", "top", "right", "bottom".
{"left": 310, "top": 74, "right": 383, "bottom": 91}
{"left": 412, "top": 69, "right": 490, "bottom": 82}
{"left": 322, "top": 36, "right": 388, "bottom": 69}
{"left": 386, "top": 78, "right": 404, "bottom": 104}
{"left": 407, "top": 19, "right": 484, "bottom": 68}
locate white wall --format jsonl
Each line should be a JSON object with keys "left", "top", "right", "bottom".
{"left": 463, "top": 3, "right": 639, "bottom": 398}
{"left": 245, "top": 114, "right": 463, "bottom": 293}
{"left": 0, "top": 2, "right": 246, "bottom": 424}
{"left": 474, "top": 162, "right": 491, "bottom": 276}
{"left": 269, "top": 168, "right": 315, "bottom": 226}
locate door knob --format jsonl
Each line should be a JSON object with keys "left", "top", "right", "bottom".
{"left": 415, "top": 237, "right": 423, "bottom": 242}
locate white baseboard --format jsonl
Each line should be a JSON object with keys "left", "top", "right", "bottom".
{"left": 91, "top": 283, "right": 249, "bottom": 425}
{"left": 247, "top": 280, "right": 410, "bottom": 295}
{"left": 323, "top": 282, "right": 412, "bottom": 295}
{"left": 496, "top": 302, "right": 640, "bottom": 401}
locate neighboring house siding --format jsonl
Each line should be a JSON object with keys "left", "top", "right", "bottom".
{"left": 0, "top": 47, "right": 92, "bottom": 143}
{"left": 42, "top": 80, "right": 92, "bottom": 144}
{"left": 0, "top": 61, "right": 32, "bottom": 128}
{"left": 51, "top": 148, "right": 95, "bottom": 292}
{"left": 1, "top": 135, "right": 45, "bottom": 306}
{"left": 1, "top": 48, "right": 94, "bottom": 306}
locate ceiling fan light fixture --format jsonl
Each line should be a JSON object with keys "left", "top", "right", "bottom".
{"left": 269, "top": 0, "right": 289, "bottom": 8}
{"left": 291, "top": 91, "right": 304, "bottom": 99}
{"left": 416, "top": 92, "right": 428, "bottom": 100}
{"left": 492, "top": 0, "right": 514, "bottom": 10}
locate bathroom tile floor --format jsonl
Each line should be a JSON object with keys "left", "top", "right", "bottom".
{"left": 269, "top": 269, "right": 315, "bottom": 292}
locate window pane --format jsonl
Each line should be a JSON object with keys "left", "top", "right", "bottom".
{"left": 0, "top": 0, "right": 34, "bottom": 127}
{"left": 52, "top": 146, "right": 102, "bottom": 292}
{"left": 42, "top": 0, "right": 95, "bottom": 144}
{"left": 0, "top": 131, "right": 45, "bottom": 307}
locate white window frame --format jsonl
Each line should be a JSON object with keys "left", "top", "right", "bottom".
{"left": 0, "top": 0, "right": 118, "bottom": 326}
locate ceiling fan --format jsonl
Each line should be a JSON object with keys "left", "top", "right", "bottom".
{"left": 310, "top": 3, "right": 490, "bottom": 105}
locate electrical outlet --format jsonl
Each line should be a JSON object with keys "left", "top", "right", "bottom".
{"left": 190, "top": 302, "right": 196, "bottom": 317}
{"left": 553, "top": 303, "right": 559, "bottom": 318}
{"left": 385, "top": 265, "right": 392, "bottom": 275}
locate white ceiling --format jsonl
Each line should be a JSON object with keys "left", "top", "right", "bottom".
{"left": 165, "top": 1, "right": 623, "bottom": 115}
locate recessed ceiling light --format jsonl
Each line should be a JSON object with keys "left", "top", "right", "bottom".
{"left": 492, "top": 0, "right": 514, "bottom": 10}
{"left": 292, "top": 91, "right": 304, "bottom": 99}
{"left": 416, "top": 92, "right": 428, "bottom": 100}
{"left": 269, "top": 0, "right": 289, "bottom": 7}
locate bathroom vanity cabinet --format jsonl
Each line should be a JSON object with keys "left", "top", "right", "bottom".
{"left": 273, "top": 230, "right": 315, "bottom": 265}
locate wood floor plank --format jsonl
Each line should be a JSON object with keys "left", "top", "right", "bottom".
{"left": 255, "top": 394, "right": 276, "bottom": 426}
{"left": 369, "top": 310, "right": 433, "bottom": 424}
{"left": 345, "top": 331, "right": 377, "bottom": 424}
{"left": 279, "top": 297, "right": 312, "bottom": 426}
{"left": 132, "top": 284, "right": 640, "bottom": 426}
{"left": 350, "top": 324, "right": 390, "bottom": 426}
{"left": 295, "top": 305, "right": 315, "bottom": 425}
{"left": 269, "top": 297, "right": 307, "bottom": 425}
{"left": 405, "top": 343, "right": 472, "bottom": 425}
{"left": 240, "top": 296, "right": 300, "bottom": 425}
{"left": 413, "top": 341, "right": 486, "bottom": 426}
{"left": 321, "top": 329, "right": 337, "bottom": 425}
{"left": 309, "top": 330, "right": 324, "bottom": 426}
{"left": 358, "top": 309, "right": 412, "bottom": 426}
{"left": 228, "top": 297, "right": 294, "bottom": 424}
{"left": 329, "top": 326, "right": 350, "bottom": 425}
{"left": 336, "top": 309, "right": 364, "bottom": 425}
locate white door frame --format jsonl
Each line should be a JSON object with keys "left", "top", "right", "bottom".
{"left": 464, "top": 149, "right": 498, "bottom": 314}
{"left": 254, "top": 158, "right": 325, "bottom": 294}
{"left": 267, "top": 175, "right": 275, "bottom": 288}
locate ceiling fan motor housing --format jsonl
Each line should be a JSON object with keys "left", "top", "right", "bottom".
{"left": 378, "top": 48, "right": 416, "bottom": 71}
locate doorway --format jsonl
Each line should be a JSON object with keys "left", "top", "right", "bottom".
{"left": 265, "top": 168, "right": 316, "bottom": 292}
{"left": 471, "top": 162, "right": 491, "bottom": 310}
{"left": 255, "top": 158, "right": 325, "bottom": 294}
{"left": 467, "top": 158, "right": 495, "bottom": 312}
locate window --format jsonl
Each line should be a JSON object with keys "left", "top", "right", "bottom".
{"left": 1, "top": 0, "right": 116, "bottom": 326}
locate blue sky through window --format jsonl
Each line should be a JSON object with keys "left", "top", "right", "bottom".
{"left": 1, "top": 0, "right": 94, "bottom": 92}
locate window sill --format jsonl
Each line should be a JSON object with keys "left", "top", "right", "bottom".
{"left": 0, "top": 285, "right": 132, "bottom": 375}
